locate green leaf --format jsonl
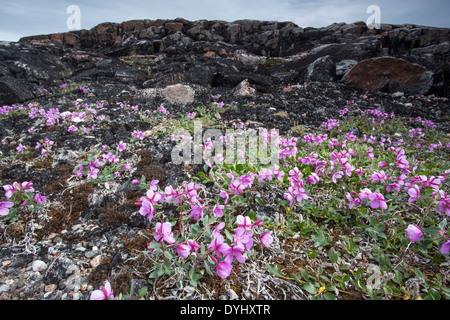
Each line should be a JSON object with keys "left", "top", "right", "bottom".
{"left": 138, "top": 287, "right": 148, "bottom": 298}
{"left": 164, "top": 250, "right": 175, "bottom": 259}
{"left": 248, "top": 209, "right": 257, "bottom": 221}
{"left": 328, "top": 247, "right": 340, "bottom": 264}
{"left": 266, "top": 264, "right": 284, "bottom": 278}
{"left": 255, "top": 197, "right": 265, "bottom": 206}
{"left": 147, "top": 241, "right": 161, "bottom": 250}
{"left": 190, "top": 224, "right": 202, "bottom": 237}
{"left": 323, "top": 292, "right": 336, "bottom": 300}
{"left": 149, "top": 270, "right": 160, "bottom": 279}
{"left": 204, "top": 260, "right": 214, "bottom": 276}
{"left": 302, "top": 283, "right": 317, "bottom": 295}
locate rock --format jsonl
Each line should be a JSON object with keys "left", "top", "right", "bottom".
{"left": 162, "top": 83, "right": 210, "bottom": 105}
{"left": 336, "top": 59, "right": 357, "bottom": 78}
{"left": 343, "top": 57, "right": 434, "bottom": 95}
{"left": 32, "top": 260, "right": 48, "bottom": 272}
{"left": 411, "top": 42, "right": 450, "bottom": 55}
{"left": 0, "top": 78, "right": 37, "bottom": 105}
{"left": 392, "top": 91, "right": 404, "bottom": 98}
{"left": 165, "top": 22, "right": 184, "bottom": 35}
{"left": 136, "top": 83, "right": 211, "bottom": 106}
{"left": 231, "top": 79, "right": 257, "bottom": 98}
{"left": 304, "top": 55, "right": 336, "bottom": 82}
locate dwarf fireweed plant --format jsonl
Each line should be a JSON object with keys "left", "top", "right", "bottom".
{"left": 167, "top": 104, "right": 448, "bottom": 299}
{"left": 133, "top": 175, "right": 273, "bottom": 286}
{"left": 75, "top": 143, "right": 132, "bottom": 183}
{"left": 0, "top": 181, "right": 46, "bottom": 222}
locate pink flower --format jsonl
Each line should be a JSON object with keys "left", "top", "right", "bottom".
{"left": 149, "top": 179, "right": 159, "bottom": 191}
{"left": 212, "top": 205, "right": 224, "bottom": 217}
{"left": 216, "top": 260, "right": 232, "bottom": 279}
{"left": 346, "top": 192, "right": 359, "bottom": 210}
{"left": 224, "top": 244, "right": 246, "bottom": 264}
{"left": 355, "top": 167, "right": 364, "bottom": 176}
{"left": 228, "top": 180, "right": 245, "bottom": 195}
{"left": 87, "top": 168, "right": 100, "bottom": 179}
{"left": 177, "top": 243, "right": 191, "bottom": 259}
{"left": 236, "top": 215, "right": 252, "bottom": 229}
{"left": 34, "top": 193, "right": 46, "bottom": 205}
{"left": 293, "top": 187, "right": 308, "bottom": 202}
{"left": 438, "top": 194, "right": 450, "bottom": 216}
{"left": 90, "top": 282, "right": 114, "bottom": 300}
{"left": 187, "top": 112, "right": 195, "bottom": 119}
{"left": 3, "top": 184, "right": 16, "bottom": 199}
{"left": 208, "top": 234, "right": 229, "bottom": 258}
{"left": 142, "top": 189, "right": 163, "bottom": 204}
{"left": 387, "top": 182, "right": 401, "bottom": 193}
{"left": 378, "top": 161, "right": 387, "bottom": 168}
{"left": 132, "top": 130, "right": 145, "bottom": 140}
{"left": 405, "top": 224, "right": 423, "bottom": 242}
{"left": 332, "top": 171, "right": 343, "bottom": 183}
{"left": 260, "top": 232, "right": 273, "bottom": 247}
{"left": 358, "top": 188, "right": 372, "bottom": 200}
{"left": 307, "top": 173, "right": 320, "bottom": 184}
{"left": 220, "top": 190, "right": 229, "bottom": 204}
{"left": 187, "top": 240, "right": 201, "bottom": 257}
{"left": 258, "top": 168, "right": 273, "bottom": 183}
{"left": 368, "top": 192, "right": 387, "bottom": 210}
{"left": 154, "top": 222, "right": 175, "bottom": 244}
{"left": 440, "top": 241, "right": 450, "bottom": 254}
{"left": 283, "top": 187, "right": 295, "bottom": 206}
{"left": 370, "top": 170, "right": 387, "bottom": 183}
{"left": 407, "top": 185, "right": 420, "bottom": 202}
{"left": 234, "top": 227, "right": 253, "bottom": 250}
{"left": 191, "top": 205, "right": 204, "bottom": 220}
{"left": 0, "top": 201, "right": 14, "bottom": 216}
{"left": 139, "top": 200, "right": 155, "bottom": 221}
{"left": 117, "top": 141, "right": 127, "bottom": 152}
{"left": 16, "top": 144, "right": 25, "bottom": 153}
{"left": 68, "top": 125, "right": 78, "bottom": 132}
{"left": 211, "top": 222, "right": 225, "bottom": 239}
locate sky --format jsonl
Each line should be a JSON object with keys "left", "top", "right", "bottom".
{"left": 0, "top": 0, "right": 449, "bottom": 41}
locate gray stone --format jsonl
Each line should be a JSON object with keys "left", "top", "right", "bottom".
{"left": 336, "top": 59, "right": 357, "bottom": 77}
{"left": 32, "top": 260, "right": 48, "bottom": 272}
{"left": 305, "top": 55, "right": 336, "bottom": 82}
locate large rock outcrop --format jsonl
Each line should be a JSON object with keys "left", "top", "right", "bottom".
{"left": 343, "top": 57, "right": 434, "bottom": 95}
{"left": 0, "top": 18, "right": 449, "bottom": 108}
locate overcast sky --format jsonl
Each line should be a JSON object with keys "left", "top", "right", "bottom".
{"left": 0, "top": 0, "right": 449, "bottom": 41}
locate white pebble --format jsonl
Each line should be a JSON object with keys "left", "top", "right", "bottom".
{"left": 32, "top": 260, "right": 48, "bottom": 272}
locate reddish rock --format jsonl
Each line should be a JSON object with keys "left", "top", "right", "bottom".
{"left": 165, "top": 22, "right": 183, "bottom": 35}
{"left": 343, "top": 57, "right": 433, "bottom": 95}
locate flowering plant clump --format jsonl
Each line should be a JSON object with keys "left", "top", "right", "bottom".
{"left": 133, "top": 175, "right": 273, "bottom": 285}
{"left": 2, "top": 83, "right": 449, "bottom": 300}
{"left": 75, "top": 143, "right": 132, "bottom": 183}
{"left": 171, "top": 104, "right": 448, "bottom": 299}
{"left": 0, "top": 181, "right": 46, "bottom": 222}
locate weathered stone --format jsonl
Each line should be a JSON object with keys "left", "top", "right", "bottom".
{"left": 343, "top": 57, "right": 434, "bottom": 95}
{"left": 165, "top": 22, "right": 184, "bottom": 35}
{"left": 231, "top": 79, "right": 256, "bottom": 98}
{"left": 336, "top": 59, "right": 357, "bottom": 78}
{"left": 136, "top": 83, "right": 211, "bottom": 105}
{"left": 0, "top": 78, "right": 37, "bottom": 105}
{"left": 304, "top": 55, "right": 336, "bottom": 83}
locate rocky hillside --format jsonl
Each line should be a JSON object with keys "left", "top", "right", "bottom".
{"left": 0, "top": 19, "right": 449, "bottom": 301}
